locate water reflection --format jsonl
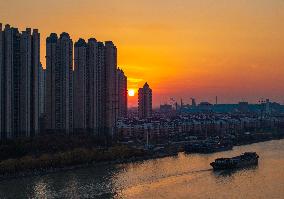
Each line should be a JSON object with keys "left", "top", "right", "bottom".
{"left": 0, "top": 140, "right": 283, "bottom": 199}
{"left": 32, "top": 178, "right": 50, "bottom": 199}
{"left": 213, "top": 165, "right": 258, "bottom": 177}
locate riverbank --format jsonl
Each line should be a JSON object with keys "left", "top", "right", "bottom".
{"left": 0, "top": 147, "right": 177, "bottom": 181}
{"left": 234, "top": 131, "right": 284, "bottom": 146}
{"left": 2, "top": 139, "right": 284, "bottom": 199}
{"left": 0, "top": 132, "right": 283, "bottom": 180}
{"left": 0, "top": 145, "right": 150, "bottom": 180}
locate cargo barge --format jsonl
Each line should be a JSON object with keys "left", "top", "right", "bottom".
{"left": 210, "top": 152, "right": 259, "bottom": 170}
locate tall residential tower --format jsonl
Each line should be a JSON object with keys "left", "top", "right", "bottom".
{"left": 0, "top": 23, "right": 40, "bottom": 139}
{"left": 45, "top": 32, "right": 73, "bottom": 133}
{"left": 105, "top": 41, "right": 118, "bottom": 135}
{"left": 117, "top": 68, "right": 127, "bottom": 118}
{"left": 87, "top": 39, "right": 106, "bottom": 135}
{"left": 138, "top": 82, "right": 152, "bottom": 119}
{"left": 74, "top": 38, "right": 88, "bottom": 131}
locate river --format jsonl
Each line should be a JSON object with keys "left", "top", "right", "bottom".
{"left": 0, "top": 139, "right": 284, "bottom": 199}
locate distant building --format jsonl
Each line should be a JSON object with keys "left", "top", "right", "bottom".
{"left": 138, "top": 82, "right": 152, "bottom": 119}
{"left": 117, "top": 68, "right": 127, "bottom": 118}
{"left": 45, "top": 32, "right": 73, "bottom": 133}
{"left": 160, "top": 104, "right": 172, "bottom": 113}
{"left": 265, "top": 99, "right": 271, "bottom": 114}
{"left": 198, "top": 102, "right": 213, "bottom": 111}
{"left": 191, "top": 98, "right": 197, "bottom": 107}
{"left": 0, "top": 23, "right": 40, "bottom": 139}
{"left": 238, "top": 102, "right": 249, "bottom": 113}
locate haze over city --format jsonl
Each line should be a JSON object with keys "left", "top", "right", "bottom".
{"left": 1, "top": 0, "right": 284, "bottom": 107}
{"left": 1, "top": 1, "right": 284, "bottom": 199}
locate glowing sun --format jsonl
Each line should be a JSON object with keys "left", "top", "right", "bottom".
{"left": 128, "top": 89, "right": 135, "bottom": 97}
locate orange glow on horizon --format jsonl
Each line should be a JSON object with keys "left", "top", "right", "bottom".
{"left": 1, "top": 0, "right": 284, "bottom": 107}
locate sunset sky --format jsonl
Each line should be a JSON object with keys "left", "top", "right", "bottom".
{"left": 1, "top": 0, "right": 284, "bottom": 107}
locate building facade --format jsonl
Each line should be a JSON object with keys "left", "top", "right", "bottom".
{"left": 0, "top": 23, "right": 40, "bottom": 139}
{"left": 0, "top": 23, "right": 3, "bottom": 138}
{"left": 117, "top": 68, "right": 127, "bottom": 118}
{"left": 19, "top": 28, "right": 32, "bottom": 137}
{"left": 31, "top": 28, "right": 40, "bottom": 136}
{"left": 87, "top": 39, "right": 106, "bottom": 135}
{"left": 1, "top": 23, "right": 126, "bottom": 140}
{"left": 74, "top": 38, "right": 88, "bottom": 131}
{"left": 138, "top": 82, "right": 152, "bottom": 119}
{"left": 105, "top": 41, "right": 118, "bottom": 136}
{"left": 73, "top": 39, "right": 121, "bottom": 137}
{"left": 45, "top": 33, "right": 57, "bottom": 132}
{"left": 45, "top": 32, "right": 73, "bottom": 133}
{"left": 94, "top": 42, "right": 108, "bottom": 135}
{"left": 39, "top": 63, "right": 45, "bottom": 116}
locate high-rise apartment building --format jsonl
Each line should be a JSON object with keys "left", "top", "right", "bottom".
{"left": 19, "top": 28, "right": 32, "bottom": 137}
{"left": 73, "top": 39, "right": 121, "bottom": 137}
{"left": 39, "top": 63, "right": 45, "bottom": 116}
{"left": 87, "top": 39, "right": 106, "bottom": 134}
{"left": 117, "top": 68, "right": 127, "bottom": 118}
{"left": 31, "top": 28, "right": 40, "bottom": 136}
{"left": 45, "top": 32, "right": 73, "bottom": 133}
{"left": 45, "top": 33, "right": 57, "bottom": 132}
{"left": 138, "top": 82, "right": 152, "bottom": 119}
{"left": 0, "top": 23, "right": 40, "bottom": 139}
{"left": 1, "top": 24, "right": 18, "bottom": 139}
{"left": 105, "top": 41, "right": 118, "bottom": 135}
{"left": 0, "top": 23, "right": 3, "bottom": 138}
{"left": 1, "top": 23, "right": 125, "bottom": 139}
{"left": 74, "top": 38, "right": 88, "bottom": 131}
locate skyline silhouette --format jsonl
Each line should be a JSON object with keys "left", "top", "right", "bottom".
{"left": 1, "top": 0, "right": 284, "bottom": 107}
{"left": 0, "top": 2, "right": 284, "bottom": 198}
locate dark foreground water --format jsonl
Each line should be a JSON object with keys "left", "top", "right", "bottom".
{"left": 0, "top": 140, "right": 284, "bottom": 199}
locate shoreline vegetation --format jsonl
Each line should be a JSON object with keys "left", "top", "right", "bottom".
{"left": 0, "top": 131, "right": 283, "bottom": 181}
{"left": 0, "top": 134, "right": 148, "bottom": 180}
{"left": 0, "top": 145, "right": 149, "bottom": 181}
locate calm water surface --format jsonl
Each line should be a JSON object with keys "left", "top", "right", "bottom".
{"left": 0, "top": 140, "right": 284, "bottom": 199}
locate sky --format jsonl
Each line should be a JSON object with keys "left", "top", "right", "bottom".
{"left": 1, "top": 0, "right": 284, "bottom": 107}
